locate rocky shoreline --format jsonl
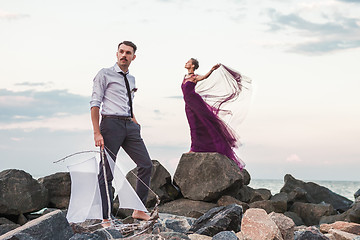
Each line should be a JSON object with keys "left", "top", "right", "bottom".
{"left": 1, "top": 152, "right": 359, "bottom": 239}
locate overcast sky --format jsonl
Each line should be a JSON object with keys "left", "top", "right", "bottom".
{"left": 1, "top": 0, "right": 359, "bottom": 181}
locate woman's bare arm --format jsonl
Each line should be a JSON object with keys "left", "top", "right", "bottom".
{"left": 194, "top": 64, "right": 220, "bottom": 82}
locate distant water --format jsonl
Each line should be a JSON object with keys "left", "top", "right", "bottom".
{"left": 249, "top": 179, "right": 360, "bottom": 201}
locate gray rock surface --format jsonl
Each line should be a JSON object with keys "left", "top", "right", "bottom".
{"left": 127, "top": 160, "right": 179, "bottom": 207}
{"left": 38, "top": 172, "right": 71, "bottom": 209}
{"left": 189, "top": 204, "right": 242, "bottom": 237}
{"left": 281, "top": 174, "right": 353, "bottom": 212}
{"left": 0, "top": 169, "right": 48, "bottom": 215}
{"left": 0, "top": 209, "right": 73, "bottom": 240}
{"left": 174, "top": 153, "right": 245, "bottom": 202}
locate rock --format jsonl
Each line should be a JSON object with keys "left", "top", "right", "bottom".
{"left": 0, "top": 169, "right": 48, "bottom": 215}
{"left": 38, "top": 172, "right": 71, "bottom": 209}
{"left": 240, "top": 208, "right": 283, "bottom": 240}
{"left": 127, "top": 160, "right": 179, "bottom": 207}
{"left": 130, "top": 232, "right": 191, "bottom": 239}
{"left": 69, "top": 233, "right": 104, "bottom": 240}
{"left": 284, "top": 211, "right": 304, "bottom": 226}
{"left": 0, "top": 218, "right": 15, "bottom": 225}
{"left": 217, "top": 195, "right": 249, "bottom": 212}
{"left": 349, "top": 202, "right": 360, "bottom": 223}
{"left": 242, "top": 169, "right": 251, "bottom": 186}
{"left": 320, "top": 221, "right": 360, "bottom": 235}
{"left": 254, "top": 188, "right": 272, "bottom": 201}
{"left": 0, "top": 209, "right": 74, "bottom": 240}
{"left": 212, "top": 231, "right": 238, "bottom": 240}
{"left": 281, "top": 174, "right": 353, "bottom": 212}
{"left": 157, "top": 213, "right": 195, "bottom": 233}
{"left": 270, "top": 192, "right": 288, "bottom": 213}
{"left": 93, "top": 228, "right": 123, "bottom": 239}
{"left": 173, "top": 153, "right": 244, "bottom": 202}
{"left": 188, "top": 233, "right": 212, "bottom": 240}
{"left": 328, "top": 229, "right": 359, "bottom": 240}
{"left": 286, "top": 187, "right": 308, "bottom": 205}
{"left": 355, "top": 189, "right": 360, "bottom": 199}
{"left": 249, "top": 200, "right": 276, "bottom": 213}
{"left": 188, "top": 204, "right": 242, "bottom": 237}
{"left": 17, "top": 214, "right": 27, "bottom": 225}
{"left": 159, "top": 198, "right": 217, "bottom": 218}
{"left": 290, "top": 202, "right": 336, "bottom": 226}
{"left": 269, "top": 212, "right": 295, "bottom": 240}
{"left": 0, "top": 224, "right": 20, "bottom": 236}
{"left": 294, "top": 226, "right": 330, "bottom": 240}
{"left": 235, "top": 185, "right": 255, "bottom": 203}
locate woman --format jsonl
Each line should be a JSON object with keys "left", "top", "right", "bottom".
{"left": 181, "top": 58, "right": 247, "bottom": 170}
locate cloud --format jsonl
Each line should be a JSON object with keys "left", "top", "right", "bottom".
{"left": 15, "top": 82, "right": 53, "bottom": 87}
{"left": 0, "top": 88, "right": 90, "bottom": 123}
{"left": 336, "top": 0, "right": 360, "bottom": 3}
{"left": 0, "top": 10, "right": 29, "bottom": 20}
{"left": 286, "top": 154, "right": 302, "bottom": 163}
{"left": 265, "top": 7, "right": 360, "bottom": 54}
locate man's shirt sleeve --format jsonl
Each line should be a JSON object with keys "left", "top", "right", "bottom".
{"left": 90, "top": 69, "right": 106, "bottom": 109}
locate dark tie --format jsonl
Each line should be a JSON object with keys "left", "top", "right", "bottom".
{"left": 119, "top": 72, "right": 133, "bottom": 118}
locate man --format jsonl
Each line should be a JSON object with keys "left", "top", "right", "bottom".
{"left": 90, "top": 41, "right": 152, "bottom": 222}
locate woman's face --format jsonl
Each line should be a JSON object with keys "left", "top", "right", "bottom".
{"left": 185, "top": 59, "right": 193, "bottom": 69}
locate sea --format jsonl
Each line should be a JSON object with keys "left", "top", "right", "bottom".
{"left": 249, "top": 179, "right": 360, "bottom": 201}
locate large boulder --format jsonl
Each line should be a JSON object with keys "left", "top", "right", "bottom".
{"left": 158, "top": 198, "right": 217, "bottom": 218}
{"left": 281, "top": 174, "right": 353, "bottom": 212}
{"left": 173, "top": 153, "right": 245, "bottom": 202}
{"left": 290, "top": 202, "right": 336, "bottom": 226}
{"left": 0, "top": 210, "right": 74, "bottom": 240}
{"left": 126, "top": 160, "right": 179, "bottom": 207}
{"left": 38, "top": 172, "right": 71, "bottom": 209}
{"left": 0, "top": 169, "right": 48, "bottom": 215}
{"left": 241, "top": 208, "right": 283, "bottom": 240}
{"left": 320, "top": 201, "right": 360, "bottom": 224}
{"left": 188, "top": 204, "right": 243, "bottom": 237}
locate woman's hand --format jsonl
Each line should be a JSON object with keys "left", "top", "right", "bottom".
{"left": 211, "top": 64, "right": 221, "bottom": 71}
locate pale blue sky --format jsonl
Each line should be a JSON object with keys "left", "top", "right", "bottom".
{"left": 1, "top": 0, "right": 359, "bottom": 181}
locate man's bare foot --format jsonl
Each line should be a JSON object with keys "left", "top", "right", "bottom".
{"left": 101, "top": 219, "right": 111, "bottom": 228}
{"left": 132, "top": 210, "right": 150, "bottom": 221}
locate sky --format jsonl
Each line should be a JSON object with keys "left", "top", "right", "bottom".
{"left": 1, "top": 0, "right": 359, "bottom": 181}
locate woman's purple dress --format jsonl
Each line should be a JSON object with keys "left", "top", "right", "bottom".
{"left": 182, "top": 78, "right": 244, "bottom": 170}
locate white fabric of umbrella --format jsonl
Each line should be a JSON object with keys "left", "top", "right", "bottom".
{"left": 66, "top": 149, "right": 147, "bottom": 223}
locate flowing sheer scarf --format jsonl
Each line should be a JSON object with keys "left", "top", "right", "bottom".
{"left": 195, "top": 64, "right": 252, "bottom": 147}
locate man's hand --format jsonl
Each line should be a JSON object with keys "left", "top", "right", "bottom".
{"left": 94, "top": 132, "right": 104, "bottom": 149}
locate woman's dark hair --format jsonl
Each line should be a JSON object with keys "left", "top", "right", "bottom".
{"left": 118, "top": 41, "right": 137, "bottom": 53}
{"left": 191, "top": 58, "right": 199, "bottom": 70}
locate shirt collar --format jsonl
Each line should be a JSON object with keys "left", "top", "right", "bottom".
{"left": 114, "top": 63, "right": 129, "bottom": 75}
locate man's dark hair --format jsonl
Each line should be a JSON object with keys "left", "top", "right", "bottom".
{"left": 118, "top": 41, "right": 137, "bottom": 53}
{"left": 191, "top": 58, "right": 199, "bottom": 70}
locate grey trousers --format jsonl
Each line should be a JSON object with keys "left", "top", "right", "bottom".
{"left": 98, "top": 117, "right": 153, "bottom": 219}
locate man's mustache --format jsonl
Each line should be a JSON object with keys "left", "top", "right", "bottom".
{"left": 120, "top": 58, "right": 127, "bottom": 61}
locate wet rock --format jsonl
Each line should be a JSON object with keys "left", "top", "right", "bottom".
{"left": 355, "top": 189, "right": 360, "bottom": 199}
{"left": 241, "top": 208, "right": 283, "bottom": 240}
{"left": 127, "top": 160, "right": 179, "bottom": 208}
{"left": 0, "top": 209, "right": 73, "bottom": 240}
{"left": 189, "top": 204, "right": 242, "bottom": 237}
{"left": 269, "top": 212, "right": 295, "bottom": 240}
{"left": 158, "top": 198, "right": 217, "bottom": 218}
{"left": 294, "top": 226, "right": 330, "bottom": 240}
{"left": 38, "top": 172, "right": 71, "bottom": 209}
{"left": 69, "top": 233, "right": 104, "bottom": 240}
{"left": 290, "top": 202, "right": 336, "bottom": 226}
{"left": 281, "top": 174, "right": 353, "bottom": 212}
{"left": 173, "top": 153, "right": 244, "bottom": 202}
{"left": 0, "top": 169, "right": 48, "bottom": 215}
